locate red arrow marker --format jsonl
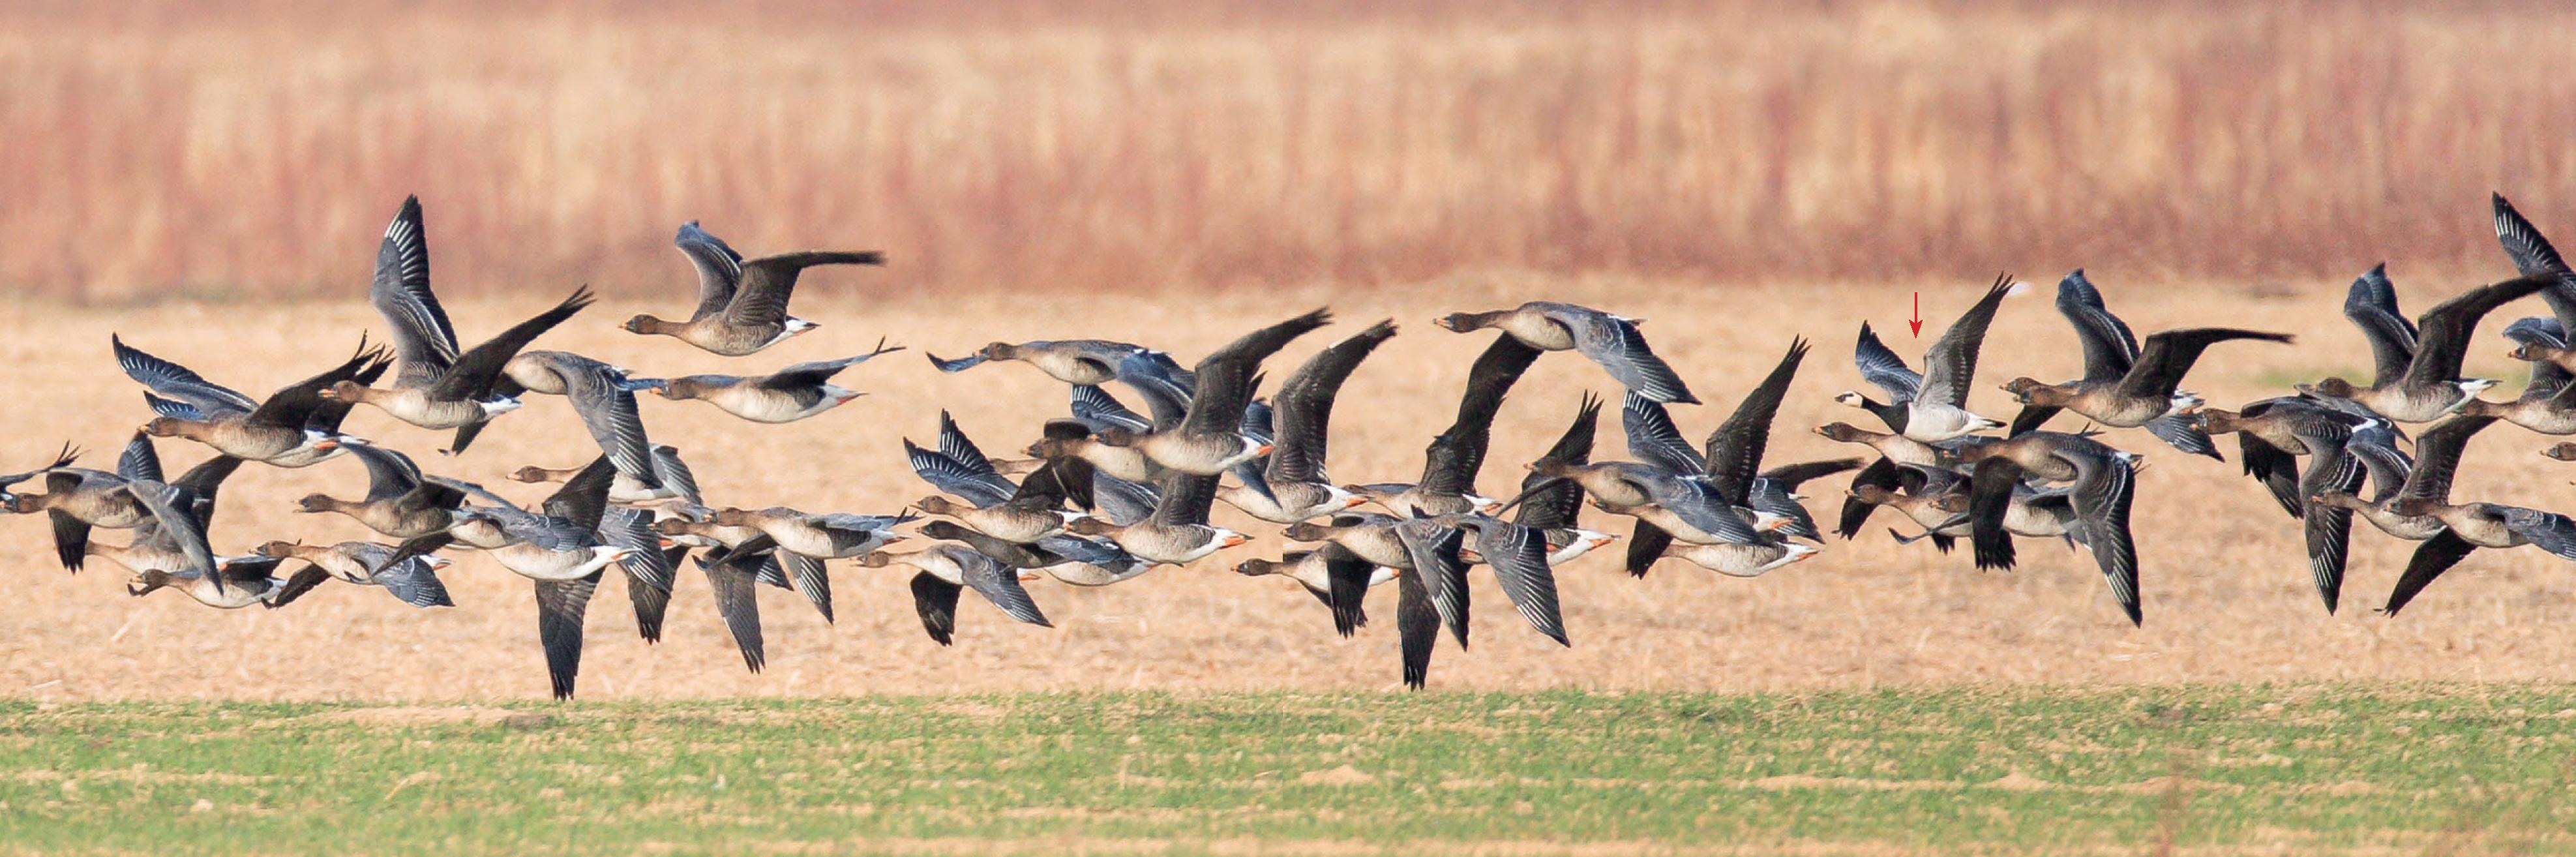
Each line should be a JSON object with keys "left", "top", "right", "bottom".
{"left": 1907, "top": 292, "right": 1924, "bottom": 337}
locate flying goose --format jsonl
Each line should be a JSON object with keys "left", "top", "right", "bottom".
{"left": 2302, "top": 274, "right": 2553, "bottom": 422}
{"left": 1232, "top": 545, "right": 1387, "bottom": 637}
{"left": 5, "top": 438, "right": 154, "bottom": 571}
{"left": 624, "top": 221, "right": 887, "bottom": 356}
{"left": 1956, "top": 432, "right": 2146, "bottom": 625}
{"left": 252, "top": 540, "right": 455, "bottom": 609}
{"left": 856, "top": 544, "right": 1052, "bottom": 645}
{"left": 915, "top": 520, "right": 1152, "bottom": 588}
{"left": 1217, "top": 320, "right": 1396, "bottom": 522}
{"left": 1346, "top": 334, "right": 1541, "bottom": 516}
{"left": 336, "top": 197, "right": 593, "bottom": 447}
{"left": 1435, "top": 301, "right": 1697, "bottom": 404}
{"left": 650, "top": 339, "right": 905, "bottom": 424}
{"left": 652, "top": 502, "right": 825, "bottom": 643}
{"left": 1616, "top": 338, "right": 1823, "bottom": 577}
{"left": 710, "top": 506, "right": 914, "bottom": 563}
{"left": 2464, "top": 317, "right": 2576, "bottom": 433}
{"left": 929, "top": 338, "right": 1195, "bottom": 406}
{"left": 2002, "top": 271, "right": 2291, "bottom": 455}
{"left": 385, "top": 458, "right": 645, "bottom": 699}
{"left": 1086, "top": 310, "right": 1331, "bottom": 475}
{"left": 1831, "top": 275, "right": 2016, "bottom": 442}
{"left": 127, "top": 336, "right": 385, "bottom": 467}
{"left": 331, "top": 288, "right": 592, "bottom": 435}
{"left": 2196, "top": 396, "right": 2379, "bottom": 519}
{"left": 2310, "top": 415, "right": 2485, "bottom": 546}
{"left": 511, "top": 444, "right": 702, "bottom": 511}
{"left": 1062, "top": 465, "right": 1250, "bottom": 565}
{"left": 488, "top": 351, "right": 672, "bottom": 494}
{"left": 80, "top": 453, "right": 245, "bottom": 582}
{"left": 2380, "top": 497, "right": 2576, "bottom": 618}
{"left": 116, "top": 472, "right": 314, "bottom": 609}
{"left": 295, "top": 444, "right": 466, "bottom": 539}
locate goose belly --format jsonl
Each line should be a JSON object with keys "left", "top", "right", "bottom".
{"left": 490, "top": 544, "right": 606, "bottom": 580}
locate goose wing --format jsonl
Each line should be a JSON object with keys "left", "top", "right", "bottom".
{"left": 2396, "top": 415, "right": 2496, "bottom": 504}
{"left": 1473, "top": 519, "right": 1566, "bottom": 646}
{"left": 2383, "top": 530, "right": 2476, "bottom": 618}
{"left": 1269, "top": 320, "right": 1396, "bottom": 485}
{"left": 2402, "top": 275, "right": 2551, "bottom": 391}
{"left": 2341, "top": 264, "right": 2418, "bottom": 387}
{"left": 425, "top": 287, "right": 595, "bottom": 402}
{"left": 116, "top": 432, "right": 164, "bottom": 484}
{"left": 1701, "top": 337, "right": 1806, "bottom": 505}
{"left": 1916, "top": 274, "right": 2017, "bottom": 409}
{"left": 1621, "top": 393, "right": 1704, "bottom": 475}
{"left": 246, "top": 342, "right": 389, "bottom": 430}
{"left": 1178, "top": 309, "right": 1332, "bottom": 438}
{"left": 721, "top": 250, "right": 886, "bottom": 329}
{"left": 533, "top": 571, "right": 602, "bottom": 699}
{"left": 674, "top": 221, "right": 747, "bottom": 322}
{"left": 1853, "top": 322, "right": 1923, "bottom": 402}
{"left": 2054, "top": 270, "right": 2139, "bottom": 382}
{"left": 1515, "top": 395, "right": 1602, "bottom": 532}
{"left": 700, "top": 549, "right": 770, "bottom": 671}
{"left": 2069, "top": 452, "right": 2142, "bottom": 627}
{"left": 2114, "top": 328, "right": 2293, "bottom": 402}
{"left": 113, "top": 335, "right": 259, "bottom": 417}
{"left": 368, "top": 196, "right": 459, "bottom": 386}
{"left": 962, "top": 550, "right": 1051, "bottom": 628}
{"left": 1420, "top": 335, "right": 1544, "bottom": 497}
{"left": 2491, "top": 193, "right": 2576, "bottom": 336}
{"left": 1540, "top": 304, "right": 1697, "bottom": 404}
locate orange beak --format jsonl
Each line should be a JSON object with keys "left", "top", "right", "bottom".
{"left": 1220, "top": 533, "right": 1251, "bottom": 548}
{"left": 312, "top": 439, "right": 342, "bottom": 451}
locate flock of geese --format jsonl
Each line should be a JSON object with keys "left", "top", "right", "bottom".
{"left": 11, "top": 194, "right": 2576, "bottom": 698}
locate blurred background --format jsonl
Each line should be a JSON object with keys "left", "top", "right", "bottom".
{"left": 7, "top": 0, "right": 2574, "bottom": 302}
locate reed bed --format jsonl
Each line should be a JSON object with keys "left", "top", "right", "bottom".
{"left": 4, "top": 1, "right": 2575, "bottom": 301}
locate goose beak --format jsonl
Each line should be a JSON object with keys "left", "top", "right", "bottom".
{"left": 311, "top": 439, "right": 342, "bottom": 452}
{"left": 1220, "top": 532, "right": 1251, "bottom": 549}
{"left": 1253, "top": 444, "right": 1275, "bottom": 457}
{"left": 1017, "top": 571, "right": 1043, "bottom": 582}
{"left": 1458, "top": 548, "right": 1485, "bottom": 563}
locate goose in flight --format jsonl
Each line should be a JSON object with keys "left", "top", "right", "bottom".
{"left": 1435, "top": 301, "right": 1697, "bottom": 404}
{"left": 2301, "top": 274, "right": 2551, "bottom": 422}
{"left": 2001, "top": 270, "right": 2290, "bottom": 456}
{"left": 1956, "top": 431, "right": 2146, "bottom": 625}
{"left": 624, "top": 220, "right": 887, "bottom": 356}
{"left": 1831, "top": 275, "right": 2016, "bottom": 442}
{"left": 127, "top": 337, "right": 385, "bottom": 468}
{"left": 649, "top": 339, "right": 905, "bottom": 424}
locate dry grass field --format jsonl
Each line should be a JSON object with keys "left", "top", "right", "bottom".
{"left": 1, "top": 270, "right": 2571, "bottom": 702}
{"left": 8, "top": 1, "right": 2576, "bottom": 301}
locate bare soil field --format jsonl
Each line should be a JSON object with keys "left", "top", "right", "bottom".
{"left": 3, "top": 273, "right": 2571, "bottom": 701}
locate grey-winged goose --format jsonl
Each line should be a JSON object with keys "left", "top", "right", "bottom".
{"left": 624, "top": 220, "right": 886, "bottom": 356}
{"left": 1831, "top": 275, "right": 2015, "bottom": 442}
{"left": 1218, "top": 320, "right": 1396, "bottom": 523}
{"left": 856, "top": 544, "right": 1052, "bottom": 644}
{"left": 2001, "top": 271, "right": 2290, "bottom": 455}
{"left": 126, "top": 336, "right": 385, "bottom": 467}
{"left": 650, "top": 338, "right": 905, "bottom": 424}
{"left": 2301, "top": 274, "right": 2551, "bottom": 422}
{"left": 1956, "top": 431, "right": 2146, "bottom": 625}
{"left": 1434, "top": 301, "right": 1697, "bottom": 404}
